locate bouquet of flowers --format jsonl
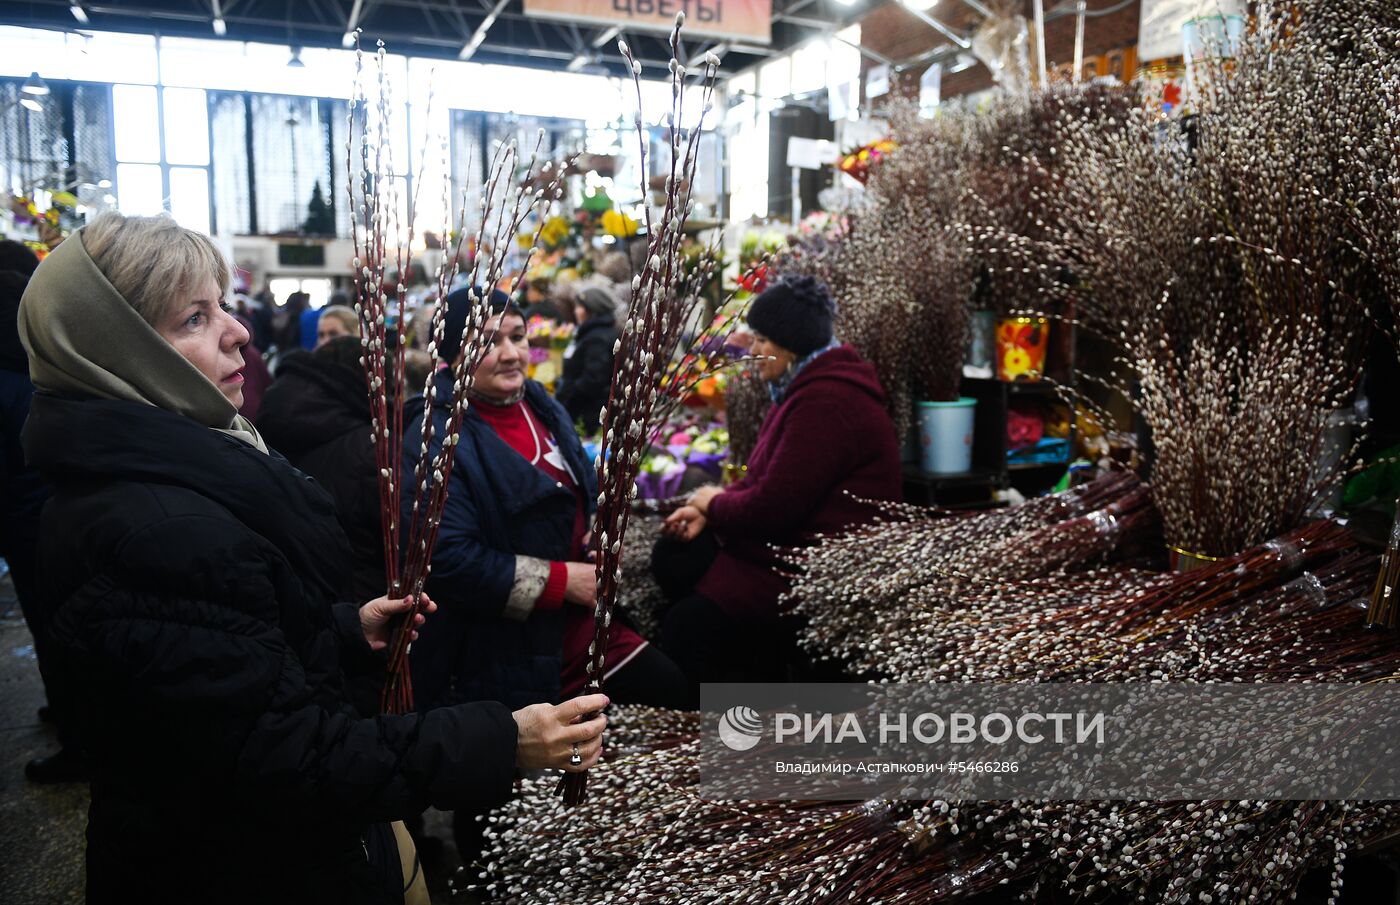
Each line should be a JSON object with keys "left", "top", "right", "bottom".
{"left": 838, "top": 139, "right": 894, "bottom": 184}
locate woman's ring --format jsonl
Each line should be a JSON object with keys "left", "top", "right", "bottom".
{"left": 569, "top": 744, "right": 582, "bottom": 767}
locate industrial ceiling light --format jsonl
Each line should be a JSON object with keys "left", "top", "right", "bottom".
{"left": 899, "top": 0, "right": 939, "bottom": 11}
{"left": 287, "top": 46, "right": 305, "bottom": 67}
{"left": 591, "top": 26, "right": 621, "bottom": 48}
{"left": 69, "top": 2, "right": 89, "bottom": 23}
{"left": 566, "top": 53, "right": 591, "bottom": 72}
{"left": 949, "top": 52, "right": 976, "bottom": 72}
{"left": 342, "top": 0, "right": 365, "bottom": 47}
{"left": 458, "top": 20, "right": 493, "bottom": 60}
{"left": 20, "top": 97, "right": 43, "bottom": 113}
{"left": 21, "top": 72, "right": 49, "bottom": 96}
{"left": 831, "top": 0, "right": 860, "bottom": 7}
{"left": 213, "top": 18, "right": 227, "bottom": 35}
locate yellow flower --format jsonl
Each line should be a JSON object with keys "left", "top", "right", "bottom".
{"left": 539, "top": 216, "right": 571, "bottom": 248}
{"left": 601, "top": 209, "right": 638, "bottom": 238}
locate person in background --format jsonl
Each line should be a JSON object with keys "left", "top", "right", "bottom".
{"left": 651, "top": 275, "right": 902, "bottom": 684}
{"left": 405, "top": 302, "right": 437, "bottom": 352}
{"left": 0, "top": 242, "right": 86, "bottom": 784}
{"left": 554, "top": 283, "right": 620, "bottom": 435}
{"left": 405, "top": 286, "right": 691, "bottom": 867}
{"left": 316, "top": 304, "right": 359, "bottom": 348}
{"left": 548, "top": 278, "right": 580, "bottom": 325}
{"left": 231, "top": 301, "right": 274, "bottom": 421}
{"left": 402, "top": 348, "right": 432, "bottom": 395}
{"left": 257, "top": 334, "right": 402, "bottom": 608}
{"left": 298, "top": 293, "right": 323, "bottom": 350}
{"left": 19, "top": 213, "right": 607, "bottom": 904}
{"left": 270, "top": 289, "right": 307, "bottom": 354}
{"left": 595, "top": 250, "right": 634, "bottom": 316}
{"left": 518, "top": 272, "right": 557, "bottom": 322}
{"left": 237, "top": 289, "right": 275, "bottom": 352}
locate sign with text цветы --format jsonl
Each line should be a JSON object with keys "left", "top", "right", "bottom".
{"left": 523, "top": 0, "right": 772, "bottom": 45}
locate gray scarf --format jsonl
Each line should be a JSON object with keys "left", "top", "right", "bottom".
{"left": 17, "top": 228, "right": 267, "bottom": 453}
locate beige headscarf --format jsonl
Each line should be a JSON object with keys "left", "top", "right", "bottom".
{"left": 17, "top": 227, "right": 268, "bottom": 453}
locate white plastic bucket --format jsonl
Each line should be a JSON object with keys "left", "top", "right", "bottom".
{"left": 917, "top": 397, "right": 977, "bottom": 474}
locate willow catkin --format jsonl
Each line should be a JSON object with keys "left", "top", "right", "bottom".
{"left": 346, "top": 38, "right": 563, "bottom": 713}
{"left": 968, "top": 0, "right": 1383, "bottom": 559}
{"left": 479, "top": 520, "right": 1400, "bottom": 904}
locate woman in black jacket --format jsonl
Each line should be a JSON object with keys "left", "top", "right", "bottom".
{"left": 18, "top": 212, "right": 607, "bottom": 905}
{"left": 554, "top": 283, "right": 620, "bottom": 434}
{"left": 256, "top": 335, "right": 424, "bottom": 605}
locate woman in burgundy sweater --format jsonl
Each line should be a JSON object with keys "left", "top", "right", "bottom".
{"left": 654, "top": 275, "right": 902, "bottom": 683}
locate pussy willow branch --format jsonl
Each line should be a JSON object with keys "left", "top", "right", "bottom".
{"left": 557, "top": 14, "right": 722, "bottom": 807}
{"left": 348, "top": 40, "right": 563, "bottom": 713}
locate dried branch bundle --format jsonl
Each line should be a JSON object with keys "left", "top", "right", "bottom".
{"left": 347, "top": 40, "right": 562, "bottom": 712}
{"left": 968, "top": 1, "right": 1378, "bottom": 558}
{"left": 779, "top": 83, "right": 1136, "bottom": 438}
{"left": 777, "top": 102, "right": 982, "bottom": 428}
{"left": 559, "top": 16, "right": 726, "bottom": 805}
{"left": 722, "top": 367, "right": 770, "bottom": 467}
{"left": 478, "top": 516, "right": 1400, "bottom": 903}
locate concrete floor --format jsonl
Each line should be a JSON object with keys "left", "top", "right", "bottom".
{"left": 0, "top": 574, "right": 86, "bottom": 905}
{"left": 0, "top": 572, "right": 467, "bottom": 904}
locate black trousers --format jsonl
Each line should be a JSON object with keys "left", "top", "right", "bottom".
{"left": 9, "top": 552, "right": 79, "bottom": 750}
{"left": 651, "top": 533, "right": 793, "bottom": 685}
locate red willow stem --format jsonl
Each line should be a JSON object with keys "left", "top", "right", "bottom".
{"left": 557, "top": 17, "right": 724, "bottom": 807}
{"left": 347, "top": 43, "right": 564, "bottom": 713}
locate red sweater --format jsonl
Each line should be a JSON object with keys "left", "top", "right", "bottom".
{"left": 701, "top": 345, "right": 902, "bottom": 622}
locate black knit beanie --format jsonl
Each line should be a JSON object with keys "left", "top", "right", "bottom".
{"left": 440, "top": 285, "right": 516, "bottom": 361}
{"left": 745, "top": 275, "right": 836, "bottom": 357}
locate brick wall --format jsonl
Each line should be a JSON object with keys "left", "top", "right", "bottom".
{"left": 858, "top": 0, "right": 1143, "bottom": 102}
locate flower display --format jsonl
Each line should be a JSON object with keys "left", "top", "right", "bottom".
{"left": 525, "top": 315, "right": 574, "bottom": 347}
{"left": 538, "top": 215, "right": 571, "bottom": 250}
{"left": 837, "top": 138, "right": 894, "bottom": 184}
{"left": 600, "top": 209, "right": 639, "bottom": 238}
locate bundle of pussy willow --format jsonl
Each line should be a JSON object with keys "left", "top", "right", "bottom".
{"left": 346, "top": 37, "right": 562, "bottom": 713}
{"left": 474, "top": 485, "right": 1400, "bottom": 903}
{"left": 774, "top": 81, "right": 1137, "bottom": 441}
{"left": 963, "top": 0, "right": 1389, "bottom": 562}
{"left": 1332, "top": 2, "right": 1400, "bottom": 628}
{"left": 772, "top": 100, "right": 985, "bottom": 441}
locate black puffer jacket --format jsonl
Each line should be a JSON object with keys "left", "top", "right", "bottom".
{"left": 25, "top": 393, "right": 517, "bottom": 905}
{"left": 554, "top": 312, "right": 618, "bottom": 434}
{"left": 256, "top": 348, "right": 423, "bottom": 603}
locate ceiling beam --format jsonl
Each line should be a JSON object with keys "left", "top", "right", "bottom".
{"left": 897, "top": 2, "right": 972, "bottom": 49}
{"left": 456, "top": 0, "right": 510, "bottom": 59}
{"left": 2, "top": 0, "right": 786, "bottom": 74}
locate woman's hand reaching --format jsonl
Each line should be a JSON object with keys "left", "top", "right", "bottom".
{"left": 360, "top": 592, "right": 436, "bottom": 651}
{"left": 663, "top": 505, "right": 707, "bottom": 542}
{"left": 513, "top": 694, "right": 610, "bottom": 772}
{"left": 687, "top": 484, "right": 723, "bottom": 515}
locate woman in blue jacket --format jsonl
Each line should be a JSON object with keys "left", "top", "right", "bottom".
{"left": 402, "top": 288, "right": 689, "bottom": 714}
